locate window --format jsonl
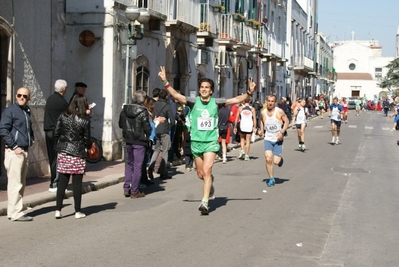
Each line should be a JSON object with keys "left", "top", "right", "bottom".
{"left": 136, "top": 66, "right": 149, "bottom": 93}
{"left": 349, "top": 63, "right": 356, "bottom": 70}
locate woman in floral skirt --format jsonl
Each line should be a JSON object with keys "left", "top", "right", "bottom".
{"left": 54, "top": 94, "right": 92, "bottom": 219}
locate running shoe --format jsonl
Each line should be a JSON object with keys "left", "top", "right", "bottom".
{"left": 335, "top": 138, "right": 339, "bottom": 145}
{"left": 331, "top": 137, "right": 335, "bottom": 144}
{"left": 244, "top": 155, "right": 250, "bottom": 161}
{"left": 267, "top": 178, "right": 275, "bottom": 187}
{"left": 298, "top": 144, "right": 302, "bottom": 149}
{"left": 301, "top": 144, "right": 306, "bottom": 151}
{"left": 238, "top": 150, "right": 245, "bottom": 159}
{"left": 198, "top": 201, "right": 209, "bottom": 215}
{"left": 222, "top": 157, "right": 227, "bottom": 164}
{"left": 277, "top": 157, "right": 284, "bottom": 167}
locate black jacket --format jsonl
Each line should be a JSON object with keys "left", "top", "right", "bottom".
{"left": 54, "top": 114, "right": 92, "bottom": 158}
{"left": 153, "top": 99, "right": 175, "bottom": 135}
{"left": 43, "top": 92, "right": 68, "bottom": 132}
{"left": 119, "top": 103, "right": 152, "bottom": 146}
{"left": 0, "top": 103, "right": 34, "bottom": 150}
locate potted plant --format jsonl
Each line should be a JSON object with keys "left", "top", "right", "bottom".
{"left": 232, "top": 13, "right": 245, "bottom": 22}
{"left": 200, "top": 22, "right": 211, "bottom": 32}
{"left": 249, "top": 19, "right": 261, "bottom": 29}
{"left": 244, "top": 19, "right": 250, "bottom": 26}
{"left": 213, "top": 4, "right": 225, "bottom": 13}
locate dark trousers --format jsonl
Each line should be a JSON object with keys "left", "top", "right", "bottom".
{"left": 185, "top": 155, "right": 193, "bottom": 168}
{"left": 56, "top": 173, "right": 83, "bottom": 212}
{"left": 45, "top": 130, "right": 59, "bottom": 188}
{"left": 384, "top": 108, "right": 389, "bottom": 116}
{"left": 125, "top": 144, "right": 145, "bottom": 194}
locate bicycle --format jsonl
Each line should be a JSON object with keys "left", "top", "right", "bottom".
{"left": 87, "top": 136, "right": 103, "bottom": 163}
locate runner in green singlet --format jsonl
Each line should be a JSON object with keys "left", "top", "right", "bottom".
{"left": 158, "top": 66, "right": 256, "bottom": 215}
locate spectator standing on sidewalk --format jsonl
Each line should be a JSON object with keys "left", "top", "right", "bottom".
{"left": 54, "top": 94, "right": 92, "bottom": 219}
{"left": 148, "top": 89, "right": 175, "bottom": 180}
{"left": 158, "top": 66, "right": 256, "bottom": 215}
{"left": 0, "top": 87, "right": 35, "bottom": 222}
{"left": 119, "top": 90, "right": 152, "bottom": 199}
{"left": 69, "top": 82, "right": 94, "bottom": 115}
{"left": 44, "top": 79, "right": 69, "bottom": 193}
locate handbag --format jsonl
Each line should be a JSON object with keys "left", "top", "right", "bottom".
{"left": 87, "top": 142, "right": 99, "bottom": 159}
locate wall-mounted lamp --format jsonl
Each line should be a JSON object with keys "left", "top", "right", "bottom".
{"left": 123, "top": 6, "right": 150, "bottom": 104}
{"left": 79, "top": 30, "right": 96, "bottom": 47}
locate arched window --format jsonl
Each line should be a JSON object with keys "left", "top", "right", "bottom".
{"left": 136, "top": 66, "right": 149, "bottom": 93}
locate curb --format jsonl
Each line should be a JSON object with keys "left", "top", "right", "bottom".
{"left": 0, "top": 175, "right": 125, "bottom": 217}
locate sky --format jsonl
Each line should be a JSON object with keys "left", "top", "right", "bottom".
{"left": 317, "top": 0, "right": 399, "bottom": 57}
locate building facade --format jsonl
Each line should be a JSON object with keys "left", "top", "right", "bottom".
{"left": 332, "top": 38, "right": 393, "bottom": 100}
{"left": 0, "top": 0, "right": 336, "bottom": 177}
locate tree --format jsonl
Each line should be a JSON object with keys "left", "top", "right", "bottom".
{"left": 379, "top": 58, "right": 399, "bottom": 92}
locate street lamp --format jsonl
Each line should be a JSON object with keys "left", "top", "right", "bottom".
{"left": 123, "top": 6, "right": 150, "bottom": 104}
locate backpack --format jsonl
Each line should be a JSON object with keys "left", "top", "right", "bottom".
{"left": 239, "top": 106, "right": 253, "bottom": 132}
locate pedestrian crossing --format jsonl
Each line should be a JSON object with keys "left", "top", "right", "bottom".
{"left": 313, "top": 125, "right": 394, "bottom": 131}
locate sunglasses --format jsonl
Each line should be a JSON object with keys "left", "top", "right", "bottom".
{"left": 17, "top": 94, "right": 28, "bottom": 99}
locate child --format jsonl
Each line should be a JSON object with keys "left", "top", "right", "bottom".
{"left": 184, "top": 130, "right": 194, "bottom": 171}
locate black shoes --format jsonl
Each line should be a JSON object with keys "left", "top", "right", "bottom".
{"left": 148, "top": 168, "right": 154, "bottom": 180}
{"left": 124, "top": 190, "right": 130, "bottom": 197}
{"left": 160, "top": 174, "right": 172, "bottom": 180}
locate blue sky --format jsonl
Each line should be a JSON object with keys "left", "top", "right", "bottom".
{"left": 317, "top": 0, "right": 399, "bottom": 57}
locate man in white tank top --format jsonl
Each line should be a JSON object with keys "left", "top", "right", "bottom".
{"left": 293, "top": 98, "right": 309, "bottom": 151}
{"left": 258, "top": 94, "right": 289, "bottom": 187}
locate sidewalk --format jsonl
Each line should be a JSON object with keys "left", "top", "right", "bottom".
{"left": 0, "top": 115, "right": 318, "bottom": 217}
{"left": 0, "top": 143, "right": 242, "bottom": 217}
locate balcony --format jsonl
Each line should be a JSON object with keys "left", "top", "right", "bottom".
{"left": 165, "top": 0, "right": 200, "bottom": 33}
{"left": 129, "top": 0, "right": 168, "bottom": 20}
{"left": 294, "top": 55, "right": 314, "bottom": 72}
{"left": 197, "top": 3, "right": 220, "bottom": 39}
{"left": 219, "top": 14, "right": 258, "bottom": 50}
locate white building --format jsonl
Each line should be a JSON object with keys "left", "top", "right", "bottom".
{"left": 331, "top": 37, "right": 394, "bottom": 100}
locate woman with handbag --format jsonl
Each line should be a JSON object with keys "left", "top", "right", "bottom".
{"left": 54, "top": 94, "right": 92, "bottom": 219}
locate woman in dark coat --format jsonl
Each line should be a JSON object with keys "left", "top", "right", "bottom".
{"left": 54, "top": 94, "right": 92, "bottom": 219}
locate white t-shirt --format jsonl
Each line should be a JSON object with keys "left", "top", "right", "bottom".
{"left": 263, "top": 107, "right": 283, "bottom": 142}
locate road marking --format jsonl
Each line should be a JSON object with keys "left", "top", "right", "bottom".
{"left": 365, "top": 126, "right": 373, "bottom": 130}
{"left": 382, "top": 127, "right": 390, "bottom": 131}
{"left": 314, "top": 126, "right": 323, "bottom": 128}
{"left": 348, "top": 125, "right": 357, "bottom": 128}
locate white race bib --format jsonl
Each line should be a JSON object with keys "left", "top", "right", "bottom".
{"left": 197, "top": 117, "right": 214, "bottom": 131}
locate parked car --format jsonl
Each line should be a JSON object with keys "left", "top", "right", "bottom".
{"left": 346, "top": 97, "right": 357, "bottom": 109}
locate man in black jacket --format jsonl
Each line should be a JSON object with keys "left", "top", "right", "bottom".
{"left": 44, "top": 79, "right": 69, "bottom": 192}
{"left": 119, "top": 90, "right": 151, "bottom": 198}
{"left": 0, "top": 87, "right": 35, "bottom": 221}
{"left": 148, "top": 89, "right": 175, "bottom": 179}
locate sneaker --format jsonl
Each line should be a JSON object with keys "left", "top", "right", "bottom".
{"left": 331, "top": 137, "right": 335, "bottom": 144}
{"left": 147, "top": 168, "right": 154, "bottom": 180}
{"left": 238, "top": 150, "right": 245, "bottom": 159}
{"left": 301, "top": 144, "right": 306, "bottom": 151}
{"left": 335, "top": 138, "right": 339, "bottom": 145}
{"left": 298, "top": 144, "right": 302, "bottom": 149}
{"left": 391, "top": 128, "right": 395, "bottom": 131}
{"left": 244, "top": 155, "right": 250, "bottom": 161}
{"left": 186, "top": 168, "right": 191, "bottom": 172}
{"left": 123, "top": 190, "right": 130, "bottom": 197}
{"left": 267, "top": 178, "right": 275, "bottom": 187}
{"left": 48, "top": 187, "right": 57, "bottom": 193}
{"left": 75, "top": 212, "right": 86, "bottom": 219}
{"left": 131, "top": 191, "right": 145, "bottom": 198}
{"left": 222, "top": 157, "right": 227, "bottom": 164}
{"left": 198, "top": 201, "right": 209, "bottom": 215}
{"left": 55, "top": 210, "right": 62, "bottom": 219}
{"left": 277, "top": 157, "right": 284, "bottom": 167}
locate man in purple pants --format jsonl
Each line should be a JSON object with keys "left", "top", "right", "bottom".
{"left": 119, "top": 90, "right": 152, "bottom": 198}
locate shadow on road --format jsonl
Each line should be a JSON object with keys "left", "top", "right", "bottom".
{"left": 262, "top": 177, "right": 290, "bottom": 185}
{"left": 183, "top": 197, "right": 262, "bottom": 212}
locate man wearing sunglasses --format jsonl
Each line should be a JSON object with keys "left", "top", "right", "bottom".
{"left": 0, "top": 87, "right": 35, "bottom": 222}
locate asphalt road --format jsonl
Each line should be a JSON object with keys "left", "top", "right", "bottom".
{"left": 1, "top": 110, "right": 399, "bottom": 267}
